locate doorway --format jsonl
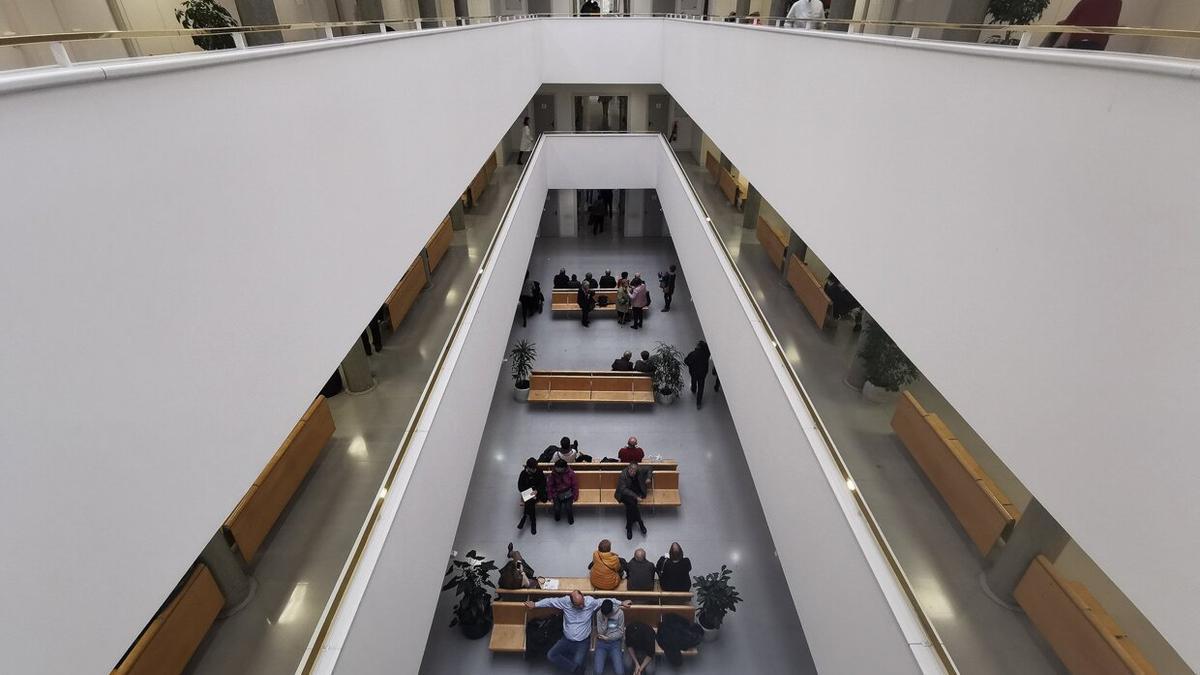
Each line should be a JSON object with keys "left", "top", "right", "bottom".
{"left": 574, "top": 96, "right": 629, "bottom": 132}
{"left": 532, "top": 94, "right": 556, "bottom": 137}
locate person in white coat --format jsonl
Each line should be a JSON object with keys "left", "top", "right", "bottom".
{"left": 518, "top": 116, "right": 534, "bottom": 165}
{"left": 785, "top": 0, "right": 824, "bottom": 29}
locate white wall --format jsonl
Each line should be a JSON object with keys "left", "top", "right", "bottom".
{"left": 659, "top": 20, "right": 1200, "bottom": 669}
{"left": 538, "top": 17, "right": 662, "bottom": 83}
{"left": 0, "top": 23, "right": 538, "bottom": 674}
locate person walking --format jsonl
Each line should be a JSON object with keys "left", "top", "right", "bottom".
{"left": 616, "top": 461, "right": 651, "bottom": 540}
{"left": 517, "top": 457, "right": 547, "bottom": 534}
{"left": 577, "top": 283, "right": 595, "bottom": 327}
{"left": 518, "top": 117, "right": 534, "bottom": 165}
{"left": 683, "top": 341, "right": 711, "bottom": 409}
{"left": 525, "top": 592, "right": 632, "bottom": 673}
{"left": 629, "top": 279, "right": 649, "bottom": 330}
{"left": 659, "top": 265, "right": 677, "bottom": 312}
{"left": 547, "top": 459, "right": 579, "bottom": 525}
{"left": 519, "top": 271, "right": 538, "bottom": 327}
{"left": 615, "top": 278, "right": 632, "bottom": 326}
{"left": 594, "top": 599, "right": 627, "bottom": 675}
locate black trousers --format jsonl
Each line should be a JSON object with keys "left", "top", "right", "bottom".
{"left": 691, "top": 372, "right": 708, "bottom": 406}
{"left": 517, "top": 150, "right": 527, "bottom": 164}
{"left": 519, "top": 295, "right": 534, "bottom": 327}
{"left": 664, "top": 290, "right": 674, "bottom": 310}
{"left": 580, "top": 306, "right": 591, "bottom": 326}
{"left": 554, "top": 498, "right": 575, "bottom": 522}
{"left": 522, "top": 498, "right": 537, "bottom": 526}
{"left": 632, "top": 307, "right": 644, "bottom": 328}
{"left": 622, "top": 495, "right": 643, "bottom": 528}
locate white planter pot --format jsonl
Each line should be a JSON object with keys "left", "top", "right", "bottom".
{"left": 654, "top": 389, "right": 677, "bottom": 405}
{"left": 862, "top": 380, "right": 899, "bottom": 404}
{"left": 513, "top": 386, "right": 531, "bottom": 403}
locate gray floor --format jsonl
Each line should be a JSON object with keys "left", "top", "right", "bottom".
{"left": 186, "top": 165, "right": 522, "bottom": 675}
{"left": 417, "top": 234, "right": 817, "bottom": 674}
{"left": 680, "top": 156, "right": 1066, "bottom": 675}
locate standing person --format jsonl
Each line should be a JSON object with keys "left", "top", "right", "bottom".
{"left": 659, "top": 265, "right": 677, "bottom": 312}
{"left": 625, "top": 619, "right": 657, "bottom": 674}
{"left": 554, "top": 268, "right": 571, "bottom": 288}
{"left": 594, "top": 599, "right": 627, "bottom": 675}
{"left": 519, "top": 271, "right": 538, "bottom": 328}
{"left": 785, "top": 0, "right": 824, "bottom": 28}
{"left": 615, "top": 278, "right": 632, "bottom": 326}
{"left": 629, "top": 279, "right": 649, "bottom": 330}
{"left": 524, "top": 592, "right": 632, "bottom": 673}
{"left": 612, "top": 351, "right": 635, "bottom": 371}
{"left": 517, "top": 457, "right": 547, "bottom": 534}
{"left": 499, "top": 542, "right": 541, "bottom": 589}
{"left": 588, "top": 539, "right": 625, "bottom": 590}
{"left": 618, "top": 436, "right": 644, "bottom": 464}
{"left": 624, "top": 549, "right": 657, "bottom": 591}
{"left": 589, "top": 199, "right": 607, "bottom": 235}
{"left": 518, "top": 117, "right": 534, "bottom": 165}
{"left": 633, "top": 350, "right": 654, "bottom": 375}
{"left": 577, "top": 283, "right": 595, "bottom": 327}
{"left": 600, "top": 188, "right": 614, "bottom": 216}
{"left": 1040, "top": 0, "right": 1123, "bottom": 50}
{"left": 655, "top": 543, "right": 692, "bottom": 592}
{"left": 547, "top": 459, "right": 579, "bottom": 525}
{"left": 683, "top": 341, "right": 711, "bottom": 409}
{"left": 616, "top": 462, "right": 651, "bottom": 540}
{"left": 600, "top": 269, "right": 617, "bottom": 288}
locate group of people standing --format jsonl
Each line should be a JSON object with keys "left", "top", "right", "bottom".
{"left": 556, "top": 265, "right": 676, "bottom": 329}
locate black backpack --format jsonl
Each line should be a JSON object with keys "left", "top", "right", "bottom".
{"left": 525, "top": 616, "right": 563, "bottom": 660}
{"left": 538, "top": 445, "right": 557, "bottom": 463}
{"left": 656, "top": 612, "right": 704, "bottom": 664}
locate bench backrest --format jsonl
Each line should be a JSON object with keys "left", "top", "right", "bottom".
{"left": 1014, "top": 556, "right": 1156, "bottom": 675}
{"left": 756, "top": 216, "right": 789, "bottom": 270}
{"left": 786, "top": 253, "right": 831, "bottom": 327}
{"left": 891, "top": 391, "right": 1018, "bottom": 555}
{"left": 539, "top": 461, "right": 679, "bottom": 472}
{"left": 386, "top": 256, "right": 427, "bottom": 330}
{"left": 113, "top": 564, "right": 224, "bottom": 675}
{"left": 529, "top": 371, "right": 653, "bottom": 394}
{"left": 425, "top": 216, "right": 454, "bottom": 272}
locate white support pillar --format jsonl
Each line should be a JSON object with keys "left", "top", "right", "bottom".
{"left": 323, "top": 26, "right": 335, "bottom": 39}
{"left": 49, "top": 42, "right": 71, "bottom": 67}
{"left": 624, "top": 189, "right": 645, "bottom": 237}
{"left": 232, "top": 32, "right": 248, "bottom": 48}
{"left": 557, "top": 190, "right": 578, "bottom": 237}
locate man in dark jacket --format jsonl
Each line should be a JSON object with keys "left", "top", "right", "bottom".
{"left": 659, "top": 264, "right": 677, "bottom": 312}
{"left": 624, "top": 548, "right": 657, "bottom": 591}
{"left": 577, "top": 284, "right": 595, "bottom": 327}
{"left": 633, "top": 350, "right": 654, "bottom": 375}
{"left": 683, "top": 341, "right": 711, "bottom": 409}
{"left": 616, "top": 462, "right": 652, "bottom": 540}
{"left": 554, "top": 268, "right": 571, "bottom": 288}
{"left": 518, "top": 457, "right": 547, "bottom": 534}
{"left": 599, "top": 269, "right": 617, "bottom": 288}
{"left": 611, "top": 351, "right": 634, "bottom": 371}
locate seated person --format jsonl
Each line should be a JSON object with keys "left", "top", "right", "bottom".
{"left": 498, "top": 542, "right": 541, "bottom": 589}
{"left": 567, "top": 274, "right": 582, "bottom": 289}
{"left": 633, "top": 350, "right": 654, "bottom": 375}
{"left": 588, "top": 539, "right": 625, "bottom": 591}
{"left": 625, "top": 620, "right": 657, "bottom": 674}
{"left": 611, "top": 351, "right": 634, "bottom": 371}
{"left": 656, "top": 542, "right": 692, "bottom": 592}
{"left": 551, "top": 436, "right": 582, "bottom": 463}
{"left": 599, "top": 269, "right": 617, "bottom": 288}
{"left": 547, "top": 459, "right": 579, "bottom": 525}
{"left": 618, "top": 436, "right": 644, "bottom": 464}
{"left": 624, "top": 548, "right": 656, "bottom": 591}
{"left": 594, "top": 600, "right": 626, "bottom": 674}
{"left": 583, "top": 272, "right": 598, "bottom": 289}
{"left": 554, "top": 268, "right": 570, "bottom": 288}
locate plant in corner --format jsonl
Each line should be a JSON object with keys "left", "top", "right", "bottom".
{"left": 649, "top": 341, "right": 684, "bottom": 404}
{"left": 983, "top": 0, "right": 1050, "bottom": 45}
{"left": 693, "top": 565, "right": 743, "bottom": 635}
{"left": 509, "top": 339, "right": 537, "bottom": 402}
{"left": 175, "top": 0, "right": 239, "bottom": 51}
{"left": 858, "top": 320, "right": 920, "bottom": 403}
{"left": 441, "top": 550, "right": 498, "bottom": 639}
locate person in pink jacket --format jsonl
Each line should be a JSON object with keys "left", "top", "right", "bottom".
{"left": 546, "top": 459, "right": 579, "bottom": 525}
{"left": 629, "top": 276, "right": 650, "bottom": 330}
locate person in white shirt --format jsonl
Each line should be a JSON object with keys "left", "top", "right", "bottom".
{"left": 518, "top": 116, "right": 534, "bottom": 164}
{"left": 525, "top": 592, "right": 632, "bottom": 672}
{"left": 785, "top": 0, "right": 824, "bottom": 29}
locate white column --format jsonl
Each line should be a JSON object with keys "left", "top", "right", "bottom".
{"left": 557, "top": 190, "right": 578, "bottom": 237}
{"left": 624, "top": 189, "right": 645, "bottom": 236}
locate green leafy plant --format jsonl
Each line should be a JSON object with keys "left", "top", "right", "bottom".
{"left": 175, "top": 0, "right": 239, "bottom": 51}
{"left": 984, "top": 0, "right": 1049, "bottom": 44}
{"left": 693, "top": 565, "right": 743, "bottom": 629}
{"left": 650, "top": 341, "right": 684, "bottom": 395}
{"left": 509, "top": 340, "right": 537, "bottom": 389}
{"left": 859, "top": 320, "right": 920, "bottom": 391}
{"left": 441, "top": 550, "right": 497, "bottom": 629}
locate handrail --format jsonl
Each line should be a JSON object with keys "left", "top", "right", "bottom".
{"left": 297, "top": 143, "right": 535, "bottom": 674}
{"left": 1, "top": 14, "right": 1197, "bottom": 49}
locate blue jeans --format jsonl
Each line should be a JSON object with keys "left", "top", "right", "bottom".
{"left": 594, "top": 639, "right": 626, "bottom": 674}
{"left": 547, "top": 636, "right": 588, "bottom": 672}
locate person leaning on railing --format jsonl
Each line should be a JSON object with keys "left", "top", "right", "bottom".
{"left": 1039, "top": 0, "right": 1123, "bottom": 50}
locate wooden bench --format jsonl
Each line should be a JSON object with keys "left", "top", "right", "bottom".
{"left": 550, "top": 288, "right": 619, "bottom": 315}
{"left": 465, "top": 152, "right": 498, "bottom": 208}
{"left": 385, "top": 256, "right": 427, "bottom": 331}
{"left": 425, "top": 216, "right": 453, "bottom": 274}
{"left": 490, "top": 601, "right": 697, "bottom": 656}
{"left": 496, "top": 578, "right": 692, "bottom": 604}
{"left": 705, "top": 151, "right": 721, "bottom": 183}
{"left": 528, "top": 371, "right": 655, "bottom": 404}
{"left": 533, "top": 470, "right": 680, "bottom": 507}
{"left": 756, "top": 216, "right": 789, "bottom": 270}
{"left": 890, "top": 391, "right": 1019, "bottom": 556}
{"left": 1014, "top": 555, "right": 1156, "bottom": 675}
{"left": 112, "top": 564, "right": 224, "bottom": 675}
{"left": 224, "top": 395, "right": 336, "bottom": 564}
{"left": 786, "top": 253, "right": 831, "bottom": 328}
{"left": 718, "top": 169, "right": 740, "bottom": 208}
{"left": 539, "top": 461, "right": 678, "bottom": 472}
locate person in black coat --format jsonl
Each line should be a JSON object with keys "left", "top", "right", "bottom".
{"left": 518, "top": 457, "right": 548, "bottom": 535}
{"left": 656, "top": 542, "right": 692, "bottom": 592}
{"left": 599, "top": 270, "right": 617, "bottom": 288}
{"left": 554, "top": 268, "right": 571, "bottom": 288}
{"left": 577, "top": 284, "right": 595, "bottom": 327}
{"left": 659, "top": 264, "right": 677, "bottom": 312}
{"left": 683, "top": 340, "right": 711, "bottom": 409}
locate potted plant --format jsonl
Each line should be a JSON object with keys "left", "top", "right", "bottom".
{"left": 175, "top": 0, "right": 239, "bottom": 51}
{"left": 859, "top": 320, "right": 920, "bottom": 403}
{"left": 509, "top": 339, "right": 537, "bottom": 402}
{"left": 693, "top": 565, "right": 743, "bottom": 640}
{"left": 649, "top": 341, "right": 683, "bottom": 404}
{"left": 441, "top": 550, "right": 498, "bottom": 639}
{"left": 983, "top": 0, "right": 1050, "bottom": 45}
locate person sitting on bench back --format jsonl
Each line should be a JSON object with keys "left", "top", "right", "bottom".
{"left": 588, "top": 539, "right": 625, "bottom": 590}
{"left": 624, "top": 548, "right": 657, "bottom": 591}
{"left": 611, "top": 351, "right": 634, "bottom": 371}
